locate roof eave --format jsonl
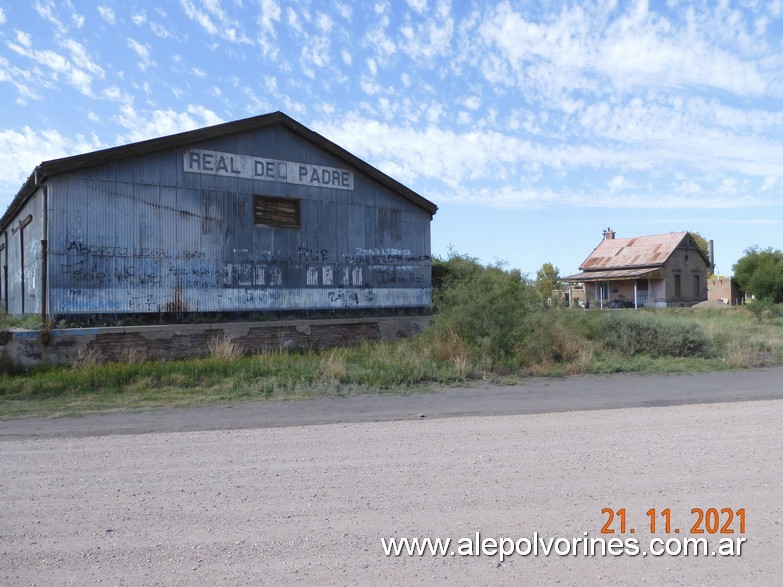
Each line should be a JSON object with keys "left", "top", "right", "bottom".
{"left": 0, "top": 168, "right": 41, "bottom": 231}
{"left": 1, "top": 111, "right": 437, "bottom": 231}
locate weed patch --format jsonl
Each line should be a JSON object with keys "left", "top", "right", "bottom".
{"left": 601, "top": 312, "right": 713, "bottom": 358}
{"left": 3, "top": 259, "right": 783, "bottom": 418}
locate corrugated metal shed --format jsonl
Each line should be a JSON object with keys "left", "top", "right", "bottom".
{"left": 0, "top": 112, "right": 438, "bottom": 319}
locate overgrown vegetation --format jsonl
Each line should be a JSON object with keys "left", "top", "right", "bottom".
{"left": 2, "top": 252, "right": 783, "bottom": 418}
{"left": 733, "top": 246, "right": 783, "bottom": 303}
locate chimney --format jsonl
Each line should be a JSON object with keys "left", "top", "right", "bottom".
{"left": 603, "top": 227, "right": 616, "bottom": 240}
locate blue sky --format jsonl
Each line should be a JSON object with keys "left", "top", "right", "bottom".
{"left": 1, "top": 0, "right": 783, "bottom": 278}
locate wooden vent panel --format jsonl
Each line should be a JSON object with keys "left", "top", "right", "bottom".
{"left": 254, "top": 196, "right": 300, "bottom": 228}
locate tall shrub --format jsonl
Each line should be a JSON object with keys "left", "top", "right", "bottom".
{"left": 432, "top": 254, "right": 537, "bottom": 358}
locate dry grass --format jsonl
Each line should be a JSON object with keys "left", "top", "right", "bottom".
{"left": 74, "top": 346, "right": 102, "bottom": 371}
{"left": 320, "top": 348, "right": 348, "bottom": 381}
{"left": 429, "top": 328, "right": 474, "bottom": 366}
{"left": 721, "top": 339, "right": 778, "bottom": 368}
{"left": 207, "top": 333, "right": 243, "bottom": 360}
{"left": 119, "top": 345, "right": 148, "bottom": 364}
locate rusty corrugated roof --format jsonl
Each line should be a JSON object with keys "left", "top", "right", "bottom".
{"left": 578, "top": 232, "right": 688, "bottom": 271}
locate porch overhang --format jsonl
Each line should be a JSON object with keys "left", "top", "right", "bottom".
{"left": 564, "top": 267, "right": 664, "bottom": 282}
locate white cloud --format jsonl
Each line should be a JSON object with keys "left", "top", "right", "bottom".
{"left": 478, "top": 1, "right": 770, "bottom": 102}
{"left": 34, "top": 0, "right": 84, "bottom": 33}
{"left": 178, "top": 0, "right": 252, "bottom": 44}
{"left": 364, "top": 10, "right": 397, "bottom": 61}
{"left": 609, "top": 175, "right": 630, "bottom": 193}
{"left": 3, "top": 0, "right": 783, "bottom": 221}
{"left": 0, "top": 55, "right": 39, "bottom": 100}
{"left": 113, "top": 104, "right": 223, "bottom": 143}
{"left": 256, "top": 0, "right": 281, "bottom": 56}
{"left": 0, "top": 8, "right": 6, "bottom": 25}
{"left": 434, "top": 184, "right": 770, "bottom": 210}
{"left": 240, "top": 86, "right": 269, "bottom": 115}
{"left": 360, "top": 77, "right": 381, "bottom": 96}
{"left": 406, "top": 0, "right": 427, "bottom": 13}
{"left": 676, "top": 180, "right": 703, "bottom": 194}
{"left": 462, "top": 96, "right": 481, "bottom": 110}
{"left": 316, "top": 13, "right": 333, "bottom": 34}
{"left": 258, "top": 0, "right": 281, "bottom": 35}
{"left": 101, "top": 85, "right": 133, "bottom": 103}
{"left": 0, "top": 126, "right": 104, "bottom": 194}
{"left": 15, "top": 31, "right": 33, "bottom": 48}
{"left": 150, "top": 22, "right": 173, "bottom": 39}
{"left": 301, "top": 36, "right": 330, "bottom": 73}
{"left": 127, "top": 38, "right": 155, "bottom": 71}
{"left": 286, "top": 8, "right": 303, "bottom": 34}
{"left": 398, "top": 2, "right": 454, "bottom": 62}
{"left": 335, "top": 3, "right": 352, "bottom": 21}
{"left": 180, "top": 0, "right": 217, "bottom": 34}
{"left": 318, "top": 115, "right": 534, "bottom": 188}
{"left": 97, "top": 6, "right": 115, "bottom": 25}
{"left": 61, "top": 39, "right": 105, "bottom": 76}
{"left": 6, "top": 34, "right": 101, "bottom": 96}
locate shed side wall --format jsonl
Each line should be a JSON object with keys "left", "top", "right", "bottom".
{"left": 44, "top": 125, "right": 432, "bottom": 316}
{"left": 4, "top": 187, "right": 44, "bottom": 315}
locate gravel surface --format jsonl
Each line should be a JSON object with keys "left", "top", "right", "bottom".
{"left": 2, "top": 399, "right": 780, "bottom": 585}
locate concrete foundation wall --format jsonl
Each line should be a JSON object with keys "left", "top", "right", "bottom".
{"left": 0, "top": 316, "right": 432, "bottom": 370}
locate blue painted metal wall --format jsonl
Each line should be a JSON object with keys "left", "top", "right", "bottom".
{"left": 43, "top": 124, "right": 432, "bottom": 316}
{"left": 4, "top": 187, "right": 44, "bottom": 315}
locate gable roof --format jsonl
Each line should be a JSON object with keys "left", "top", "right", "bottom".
{"left": 564, "top": 231, "right": 710, "bottom": 282}
{"left": 580, "top": 231, "right": 695, "bottom": 270}
{"left": 1, "top": 111, "right": 437, "bottom": 230}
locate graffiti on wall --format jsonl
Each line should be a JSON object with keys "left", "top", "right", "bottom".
{"left": 54, "top": 240, "right": 431, "bottom": 313}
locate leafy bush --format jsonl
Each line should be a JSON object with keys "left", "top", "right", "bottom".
{"left": 745, "top": 299, "right": 783, "bottom": 324}
{"left": 432, "top": 253, "right": 538, "bottom": 359}
{"left": 601, "top": 312, "right": 712, "bottom": 358}
{"left": 514, "top": 310, "right": 597, "bottom": 368}
{"left": 732, "top": 246, "right": 783, "bottom": 303}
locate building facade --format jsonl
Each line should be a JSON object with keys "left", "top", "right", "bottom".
{"left": 565, "top": 229, "right": 710, "bottom": 308}
{"left": 707, "top": 277, "right": 745, "bottom": 305}
{"left": 0, "top": 112, "right": 437, "bottom": 320}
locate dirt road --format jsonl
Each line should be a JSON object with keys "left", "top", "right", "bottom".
{"left": 3, "top": 367, "right": 783, "bottom": 440}
{"left": 2, "top": 373, "right": 781, "bottom": 585}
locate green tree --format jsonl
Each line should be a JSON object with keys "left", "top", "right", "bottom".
{"left": 732, "top": 246, "right": 783, "bottom": 303}
{"left": 535, "top": 262, "right": 562, "bottom": 304}
{"left": 689, "top": 232, "right": 711, "bottom": 262}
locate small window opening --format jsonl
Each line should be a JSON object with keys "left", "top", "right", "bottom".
{"left": 254, "top": 196, "right": 300, "bottom": 228}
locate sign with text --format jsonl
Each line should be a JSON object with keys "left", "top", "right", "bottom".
{"left": 184, "top": 149, "right": 354, "bottom": 190}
